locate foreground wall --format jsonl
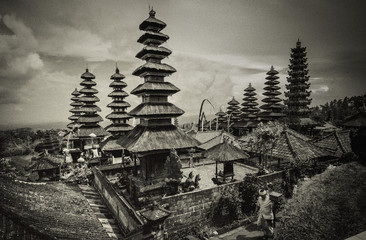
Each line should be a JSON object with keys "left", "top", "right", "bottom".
{"left": 160, "top": 170, "right": 284, "bottom": 235}
{"left": 92, "top": 167, "right": 144, "bottom": 240}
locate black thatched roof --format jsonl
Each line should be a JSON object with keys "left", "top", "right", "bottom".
{"left": 100, "top": 137, "right": 123, "bottom": 151}
{"left": 204, "top": 141, "right": 249, "bottom": 162}
{"left": 107, "top": 102, "right": 131, "bottom": 108}
{"left": 109, "top": 81, "right": 127, "bottom": 88}
{"left": 228, "top": 97, "right": 239, "bottom": 105}
{"left": 139, "top": 10, "right": 167, "bottom": 31}
{"left": 110, "top": 67, "right": 125, "bottom": 79}
{"left": 131, "top": 82, "right": 180, "bottom": 96}
{"left": 117, "top": 125, "right": 200, "bottom": 153}
{"left": 105, "top": 124, "right": 134, "bottom": 133}
{"left": 79, "top": 88, "right": 98, "bottom": 94}
{"left": 77, "top": 125, "right": 110, "bottom": 138}
{"left": 81, "top": 69, "right": 95, "bottom": 79}
{"left": 78, "top": 115, "right": 103, "bottom": 123}
{"left": 129, "top": 102, "right": 184, "bottom": 117}
{"left": 106, "top": 112, "right": 132, "bottom": 120}
{"left": 135, "top": 46, "right": 172, "bottom": 59}
{"left": 132, "top": 62, "right": 176, "bottom": 76}
{"left": 71, "top": 88, "right": 80, "bottom": 96}
{"left": 137, "top": 31, "right": 169, "bottom": 44}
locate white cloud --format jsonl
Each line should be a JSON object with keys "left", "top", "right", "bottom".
{"left": 312, "top": 85, "right": 329, "bottom": 93}
{"left": 40, "top": 26, "right": 115, "bottom": 61}
{"left": 0, "top": 14, "right": 44, "bottom": 105}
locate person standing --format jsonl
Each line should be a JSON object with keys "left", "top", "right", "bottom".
{"left": 256, "top": 189, "right": 274, "bottom": 239}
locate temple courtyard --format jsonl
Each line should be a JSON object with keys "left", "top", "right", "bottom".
{"left": 181, "top": 162, "right": 258, "bottom": 190}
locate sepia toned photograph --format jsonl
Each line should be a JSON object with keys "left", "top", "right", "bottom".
{"left": 0, "top": 0, "right": 366, "bottom": 239}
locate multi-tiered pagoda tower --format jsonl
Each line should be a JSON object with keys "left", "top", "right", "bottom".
{"left": 227, "top": 97, "right": 241, "bottom": 123}
{"left": 118, "top": 9, "right": 198, "bottom": 186}
{"left": 260, "top": 66, "right": 285, "bottom": 122}
{"left": 241, "top": 83, "right": 260, "bottom": 129}
{"left": 215, "top": 108, "right": 226, "bottom": 130}
{"left": 105, "top": 68, "right": 133, "bottom": 136}
{"left": 77, "top": 69, "right": 108, "bottom": 149}
{"left": 284, "top": 40, "right": 315, "bottom": 130}
{"left": 67, "top": 88, "right": 82, "bottom": 129}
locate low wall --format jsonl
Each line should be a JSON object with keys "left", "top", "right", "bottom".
{"left": 160, "top": 170, "right": 284, "bottom": 234}
{"left": 92, "top": 167, "right": 144, "bottom": 240}
{"left": 258, "top": 170, "right": 284, "bottom": 183}
{"left": 160, "top": 180, "right": 240, "bottom": 234}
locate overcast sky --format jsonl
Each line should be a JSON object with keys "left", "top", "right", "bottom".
{"left": 0, "top": 0, "right": 365, "bottom": 126}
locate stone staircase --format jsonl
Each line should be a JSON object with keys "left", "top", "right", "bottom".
{"left": 79, "top": 184, "right": 123, "bottom": 239}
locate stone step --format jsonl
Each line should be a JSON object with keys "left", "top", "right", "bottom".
{"left": 79, "top": 184, "right": 124, "bottom": 239}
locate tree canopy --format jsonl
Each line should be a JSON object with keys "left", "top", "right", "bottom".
{"left": 277, "top": 162, "right": 366, "bottom": 240}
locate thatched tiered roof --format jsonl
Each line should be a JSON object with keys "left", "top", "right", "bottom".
{"left": 118, "top": 125, "right": 199, "bottom": 153}
{"left": 105, "top": 67, "right": 132, "bottom": 137}
{"left": 204, "top": 141, "right": 249, "bottom": 162}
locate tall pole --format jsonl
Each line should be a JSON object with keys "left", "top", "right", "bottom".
{"left": 198, "top": 99, "right": 214, "bottom": 131}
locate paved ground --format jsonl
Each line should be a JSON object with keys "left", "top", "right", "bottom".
{"left": 182, "top": 163, "right": 257, "bottom": 190}
{"left": 210, "top": 223, "right": 264, "bottom": 240}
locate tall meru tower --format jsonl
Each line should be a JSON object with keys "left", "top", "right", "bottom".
{"left": 284, "top": 40, "right": 317, "bottom": 130}
{"left": 118, "top": 9, "right": 199, "bottom": 185}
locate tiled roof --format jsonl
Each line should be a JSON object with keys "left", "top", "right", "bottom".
{"left": 313, "top": 130, "right": 352, "bottom": 157}
{"left": 29, "top": 155, "right": 64, "bottom": 171}
{"left": 240, "top": 127, "right": 330, "bottom": 161}
{"left": 191, "top": 130, "right": 223, "bottom": 144}
{"left": 0, "top": 179, "right": 110, "bottom": 239}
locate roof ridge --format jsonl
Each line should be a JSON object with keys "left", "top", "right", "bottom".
{"left": 284, "top": 131, "right": 298, "bottom": 161}
{"left": 334, "top": 131, "right": 347, "bottom": 153}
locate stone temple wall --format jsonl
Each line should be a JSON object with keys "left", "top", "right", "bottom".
{"left": 159, "top": 170, "right": 284, "bottom": 235}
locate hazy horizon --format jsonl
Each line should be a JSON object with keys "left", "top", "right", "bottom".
{"left": 1, "top": 0, "right": 365, "bottom": 127}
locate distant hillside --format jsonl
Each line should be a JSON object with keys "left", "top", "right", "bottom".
{"left": 0, "top": 121, "right": 69, "bottom": 131}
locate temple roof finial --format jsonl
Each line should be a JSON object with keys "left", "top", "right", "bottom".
{"left": 297, "top": 38, "right": 301, "bottom": 47}
{"left": 115, "top": 62, "right": 119, "bottom": 73}
{"left": 149, "top": 6, "right": 156, "bottom": 17}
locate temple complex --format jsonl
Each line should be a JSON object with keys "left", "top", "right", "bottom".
{"left": 105, "top": 68, "right": 133, "bottom": 136}
{"left": 76, "top": 69, "right": 109, "bottom": 150}
{"left": 241, "top": 83, "right": 260, "bottom": 129}
{"left": 260, "top": 66, "right": 285, "bottom": 122}
{"left": 284, "top": 40, "right": 316, "bottom": 130}
{"left": 118, "top": 9, "right": 199, "bottom": 200}
{"left": 67, "top": 88, "right": 82, "bottom": 129}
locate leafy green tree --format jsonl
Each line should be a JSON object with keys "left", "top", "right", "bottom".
{"left": 238, "top": 174, "right": 260, "bottom": 215}
{"left": 277, "top": 162, "right": 366, "bottom": 240}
